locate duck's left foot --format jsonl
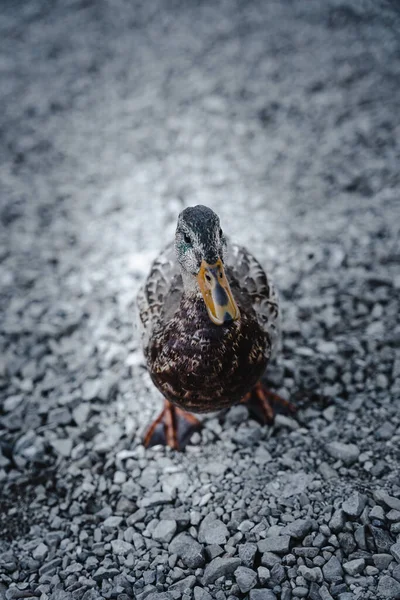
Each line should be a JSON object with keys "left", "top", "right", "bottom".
{"left": 143, "top": 400, "right": 202, "bottom": 450}
{"left": 242, "top": 381, "right": 296, "bottom": 425}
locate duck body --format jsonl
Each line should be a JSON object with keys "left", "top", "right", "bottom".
{"left": 138, "top": 229, "right": 280, "bottom": 418}
{"left": 146, "top": 285, "right": 269, "bottom": 413}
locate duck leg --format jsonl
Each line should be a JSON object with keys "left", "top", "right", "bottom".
{"left": 242, "top": 381, "right": 296, "bottom": 425}
{"left": 143, "top": 400, "right": 202, "bottom": 450}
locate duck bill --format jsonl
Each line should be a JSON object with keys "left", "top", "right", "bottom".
{"left": 197, "top": 258, "right": 240, "bottom": 325}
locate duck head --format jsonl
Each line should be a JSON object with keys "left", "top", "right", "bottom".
{"left": 175, "top": 205, "right": 240, "bottom": 325}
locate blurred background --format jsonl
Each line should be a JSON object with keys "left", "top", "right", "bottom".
{"left": 0, "top": 0, "right": 400, "bottom": 598}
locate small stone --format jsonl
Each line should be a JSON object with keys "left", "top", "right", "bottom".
{"left": 375, "top": 422, "right": 396, "bottom": 440}
{"left": 373, "top": 491, "right": 400, "bottom": 512}
{"left": 169, "top": 576, "right": 196, "bottom": 593}
{"left": 282, "top": 519, "right": 312, "bottom": 539}
{"left": 199, "top": 518, "right": 229, "bottom": 545}
{"left": 169, "top": 533, "right": 205, "bottom": 569}
{"left": 322, "top": 556, "right": 343, "bottom": 582}
{"left": 329, "top": 510, "right": 345, "bottom": 533}
{"left": 239, "top": 543, "right": 257, "bottom": 568}
{"left": 193, "top": 588, "right": 213, "bottom": 600}
{"left": 343, "top": 558, "right": 365, "bottom": 576}
{"left": 51, "top": 438, "right": 73, "bottom": 457}
{"left": 258, "top": 535, "right": 291, "bottom": 554}
{"left": 292, "top": 587, "right": 309, "bottom": 598}
{"left": 152, "top": 520, "right": 177, "bottom": 543}
{"left": 373, "top": 554, "right": 393, "bottom": 570}
{"left": 203, "top": 557, "right": 241, "bottom": 585}
{"left": 139, "top": 492, "right": 172, "bottom": 508}
{"left": 377, "top": 575, "right": 400, "bottom": 599}
{"left": 111, "top": 539, "right": 133, "bottom": 555}
{"left": 234, "top": 566, "right": 257, "bottom": 593}
{"left": 32, "top": 543, "right": 48, "bottom": 561}
{"left": 391, "top": 543, "right": 400, "bottom": 563}
{"left": 249, "top": 591, "right": 277, "bottom": 600}
{"left": 103, "top": 516, "right": 123, "bottom": 531}
{"left": 257, "top": 566, "right": 271, "bottom": 585}
{"left": 342, "top": 492, "right": 367, "bottom": 517}
{"left": 325, "top": 442, "right": 359, "bottom": 465}
{"left": 319, "top": 586, "right": 334, "bottom": 600}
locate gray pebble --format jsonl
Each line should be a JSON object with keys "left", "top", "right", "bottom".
{"left": 152, "top": 520, "right": 177, "bottom": 544}
{"left": 391, "top": 543, "right": 400, "bottom": 564}
{"left": 325, "top": 442, "right": 359, "bottom": 465}
{"left": 377, "top": 575, "right": 400, "bottom": 599}
{"left": 258, "top": 535, "right": 291, "bottom": 554}
{"left": 342, "top": 492, "right": 367, "bottom": 518}
{"left": 238, "top": 543, "right": 257, "bottom": 568}
{"left": 169, "top": 533, "right": 205, "bottom": 569}
{"left": 203, "top": 557, "right": 241, "bottom": 585}
{"left": 234, "top": 566, "right": 257, "bottom": 593}
{"left": 111, "top": 539, "right": 133, "bottom": 555}
{"left": 322, "top": 556, "right": 343, "bottom": 582}
{"left": 343, "top": 558, "right": 365, "bottom": 576}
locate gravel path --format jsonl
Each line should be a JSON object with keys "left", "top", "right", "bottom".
{"left": 1, "top": 1, "right": 400, "bottom": 599}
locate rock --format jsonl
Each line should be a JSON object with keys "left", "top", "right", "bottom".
{"left": 51, "top": 438, "right": 73, "bottom": 457}
{"left": 111, "top": 539, "right": 133, "bottom": 555}
{"left": 373, "top": 553, "right": 393, "bottom": 570}
{"left": 369, "top": 526, "right": 395, "bottom": 553}
{"left": 193, "top": 587, "right": 213, "bottom": 600}
{"left": 32, "top": 542, "right": 48, "bottom": 561}
{"left": 343, "top": 558, "right": 365, "bottom": 576}
{"left": 239, "top": 543, "right": 257, "bottom": 568}
{"left": 203, "top": 557, "right": 241, "bottom": 585}
{"left": 257, "top": 566, "right": 271, "bottom": 585}
{"left": 92, "top": 566, "right": 120, "bottom": 581}
{"left": 282, "top": 518, "right": 312, "bottom": 539}
{"left": 103, "top": 516, "right": 123, "bottom": 531}
{"left": 391, "top": 543, "right": 400, "bottom": 563}
{"left": 258, "top": 535, "right": 291, "bottom": 554}
{"left": 234, "top": 566, "right": 257, "bottom": 593}
{"left": 342, "top": 492, "right": 367, "bottom": 517}
{"left": 152, "top": 520, "right": 177, "bottom": 543}
{"left": 169, "top": 533, "right": 205, "bottom": 569}
{"left": 199, "top": 518, "right": 229, "bottom": 545}
{"left": 325, "top": 442, "right": 359, "bottom": 465}
{"left": 319, "top": 587, "right": 334, "bottom": 600}
{"left": 377, "top": 575, "right": 400, "bottom": 599}
{"left": 373, "top": 491, "right": 400, "bottom": 512}
{"left": 292, "top": 587, "right": 308, "bottom": 598}
{"left": 139, "top": 492, "right": 172, "bottom": 508}
{"left": 329, "top": 510, "right": 345, "bottom": 533}
{"left": 169, "top": 576, "right": 196, "bottom": 593}
{"left": 322, "top": 556, "right": 343, "bottom": 582}
{"left": 249, "top": 590, "right": 277, "bottom": 600}
{"left": 298, "top": 565, "right": 323, "bottom": 583}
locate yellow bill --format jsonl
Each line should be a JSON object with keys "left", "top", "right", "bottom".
{"left": 197, "top": 258, "right": 240, "bottom": 325}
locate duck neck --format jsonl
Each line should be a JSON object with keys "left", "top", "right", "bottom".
{"left": 181, "top": 270, "right": 200, "bottom": 296}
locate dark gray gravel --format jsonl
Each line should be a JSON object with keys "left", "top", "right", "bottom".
{"left": 1, "top": 0, "right": 400, "bottom": 599}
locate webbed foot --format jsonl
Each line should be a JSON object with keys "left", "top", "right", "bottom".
{"left": 143, "top": 400, "right": 202, "bottom": 450}
{"left": 242, "top": 381, "right": 296, "bottom": 425}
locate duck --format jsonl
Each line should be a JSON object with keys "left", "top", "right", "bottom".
{"left": 137, "top": 205, "right": 292, "bottom": 449}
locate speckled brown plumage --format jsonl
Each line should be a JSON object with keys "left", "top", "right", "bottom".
{"left": 146, "top": 290, "right": 270, "bottom": 412}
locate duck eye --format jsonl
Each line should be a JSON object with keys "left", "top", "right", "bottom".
{"left": 183, "top": 232, "right": 191, "bottom": 245}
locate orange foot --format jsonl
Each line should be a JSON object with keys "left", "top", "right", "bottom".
{"left": 143, "top": 400, "right": 202, "bottom": 450}
{"left": 242, "top": 381, "right": 296, "bottom": 425}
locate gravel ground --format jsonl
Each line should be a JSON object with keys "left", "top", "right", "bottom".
{"left": 1, "top": 0, "right": 400, "bottom": 599}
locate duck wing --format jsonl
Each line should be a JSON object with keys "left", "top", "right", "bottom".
{"left": 226, "top": 243, "right": 280, "bottom": 359}
{"left": 137, "top": 242, "right": 183, "bottom": 349}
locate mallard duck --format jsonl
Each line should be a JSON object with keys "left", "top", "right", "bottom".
{"left": 137, "top": 205, "right": 291, "bottom": 449}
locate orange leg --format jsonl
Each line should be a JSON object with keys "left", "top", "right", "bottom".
{"left": 143, "top": 400, "right": 202, "bottom": 450}
{"left": 242, "top": 381, "right": 296, "bottom": 425}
